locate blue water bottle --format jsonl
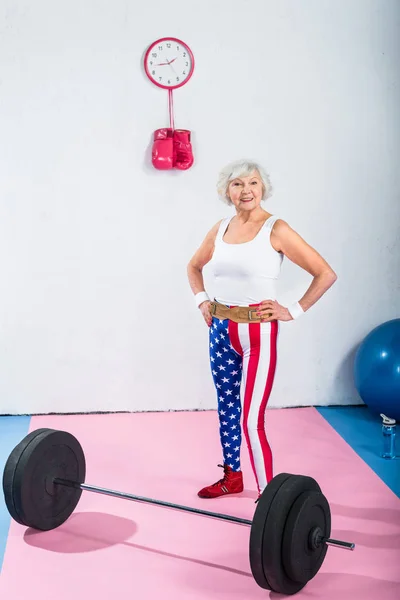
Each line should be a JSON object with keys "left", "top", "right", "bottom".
{"left": 380, "top": 413, "right": 396, "bottom": 459}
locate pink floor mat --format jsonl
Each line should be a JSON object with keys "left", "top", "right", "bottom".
{"left": 1, "top": 409, "right": 399, "bottom": 599}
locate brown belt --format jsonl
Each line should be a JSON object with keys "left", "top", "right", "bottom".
{"left": 210, "top": 301, "right": 272, "bottom": 324}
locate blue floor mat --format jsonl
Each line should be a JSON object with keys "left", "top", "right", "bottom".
{"left": 0, "top": 416, "right": 31, "bottom": 571}
{"left": 317, "top": 406, "right": 400, "bottom": 498}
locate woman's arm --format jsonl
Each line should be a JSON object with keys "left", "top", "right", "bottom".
{"left": 187, "top": 220, "right": 222, "bottom": 299}
{"left": 187, "top": 220, "right": 222, "bottom": 326}
{"left": 259, "top": 219, "right": 337, "bottom": 321}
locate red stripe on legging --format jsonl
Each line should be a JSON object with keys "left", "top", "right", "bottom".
{"left": 242, "top": 322, "right": 261, "bottom": 487}
{"left": 256, "top": 320, "right": 278, "bottom": 484}
{"left": 228, "top": 320, "right": 242, "bottom": 356}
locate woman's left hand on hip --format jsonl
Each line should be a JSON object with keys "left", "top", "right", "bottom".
{"left": 256, "top": 299, "right": 292, "bottom": 322}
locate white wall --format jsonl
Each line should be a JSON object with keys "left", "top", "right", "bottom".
{"left": 0, "top": 0, "right": 399, "bottom": 414}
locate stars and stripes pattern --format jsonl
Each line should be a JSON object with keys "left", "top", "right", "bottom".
{"left": 209, "top": 314, "right": 279, "bottom": 493}
{"left": 209, "top": 317, "right": 243, "bottom": 471}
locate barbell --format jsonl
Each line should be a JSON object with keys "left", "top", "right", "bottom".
{"left": 2, "top": 428, "right": 355, "bottom": 595}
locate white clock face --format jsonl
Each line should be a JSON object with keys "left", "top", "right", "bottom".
{"left": 145, "top": 38, "right": 194, "bottom": 89}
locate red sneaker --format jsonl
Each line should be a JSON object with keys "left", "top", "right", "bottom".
{"left": 198, "top": 464, "right": 244, "bottom": 498}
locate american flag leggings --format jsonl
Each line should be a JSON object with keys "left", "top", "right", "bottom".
{"left": 209, "top": 315, "right": 279, "bottom": 493}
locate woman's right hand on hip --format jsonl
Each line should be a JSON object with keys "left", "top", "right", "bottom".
{"left": 199, "top": 301, "right": 213, "bottom": 327}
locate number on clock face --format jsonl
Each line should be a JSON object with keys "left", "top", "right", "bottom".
{"left": 144, "top": 38, "right": 194, "bottom": 90}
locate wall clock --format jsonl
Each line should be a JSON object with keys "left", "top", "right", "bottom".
{"left": 144, "top": 37, "right": 195, "bottom": 90}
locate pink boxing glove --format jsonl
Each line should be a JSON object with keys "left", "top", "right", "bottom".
{"left": 173, "top": 129, "right": 194, "bottom": 170}
{"left": 152, "top": 128, "right": 174, "bottom": 170}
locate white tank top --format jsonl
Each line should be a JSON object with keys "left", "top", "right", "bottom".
{"left": 210, "top": 215, "right": 283, "bottom": 306}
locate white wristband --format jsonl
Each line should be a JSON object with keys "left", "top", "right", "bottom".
{"left": 195, "top": 291, "right": 210, "bottom": 308}
{"left": 287, "top": 301, "right": 304, "bottom": 320}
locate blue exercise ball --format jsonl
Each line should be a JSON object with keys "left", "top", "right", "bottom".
{"left": 354, "top": 319, "right": 400, "bottom": 421}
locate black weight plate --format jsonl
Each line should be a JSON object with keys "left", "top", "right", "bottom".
{"left": 2, "top": 428, "right": 54, "bottom": 525}
{"left": 2, "top": 428, "right": 86, "bottom": 531}
{"left": 282, "top": 490, "right": 331, "bottom": 585}
{"left": 259, "top": 474, "right": 322, "bottom": 595}
{"left": 249, "top": 472, "right": 293, "bottom": 589}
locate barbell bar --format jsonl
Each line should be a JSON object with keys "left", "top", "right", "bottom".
{"left": 54, "top": 477, "right": 354, "bottom": 550}
{"left": 2, "top": 427, "right": 356, "bottom": 596}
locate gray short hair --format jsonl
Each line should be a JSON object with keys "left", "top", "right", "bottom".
{"left": 217, "top": 160, "right": 273, "bottom": 205}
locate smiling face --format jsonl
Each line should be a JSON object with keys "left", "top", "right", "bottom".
{"left": 227, "top": 170, "right": 264, "bottom": 211}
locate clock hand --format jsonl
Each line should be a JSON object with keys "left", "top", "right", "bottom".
{"left": 154, "top": 56, "right": 177, "bottom": 66}
{"left": 165, "top": 57, "right": 178, "bottom": 76}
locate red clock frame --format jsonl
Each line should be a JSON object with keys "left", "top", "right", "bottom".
{"left": 144, "top": 37, "right": 195, "bottom": 91}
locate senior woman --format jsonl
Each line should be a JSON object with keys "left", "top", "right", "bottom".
{"left": 187, "top": 160, "right": 337, "bottom": 500}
